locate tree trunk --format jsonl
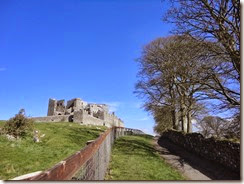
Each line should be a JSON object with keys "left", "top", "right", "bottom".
{"left": 180, "top": 101, "right": 188, "bottom": 133}
{"left": 182, "top": 113, "right": 188, "bottom": 133}
{"left": 171, "top": 109, "right": 176, "bottom": 129}
{"left": 175, "top": 110, "right": 179, "bottom": 130}
{"left": 187, "top": 111, "right": 192, "bottom": 133}
{"left": 171, "top": 109, "right": 179, "bottom": 130}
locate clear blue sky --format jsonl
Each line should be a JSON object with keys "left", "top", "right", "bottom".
{"left": 0, "top": 0, "right": 172, "bottom": 135}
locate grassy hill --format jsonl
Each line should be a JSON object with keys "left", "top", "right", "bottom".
{"left": 0, "top": 122, "right": 106, "bottom": 180}
{"left": 106, "top": 135, "right": 185, "bottom": 180}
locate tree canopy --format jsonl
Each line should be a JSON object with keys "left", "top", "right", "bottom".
{"left": 135, "top": 0, "right": 240, "bottom": 136}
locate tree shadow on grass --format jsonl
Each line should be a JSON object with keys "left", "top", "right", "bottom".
{"left": 114, "top": 136, "right": 158, "bottom": 158}
{"left": 157, "top": 137, "right": 240, "bottom": 180}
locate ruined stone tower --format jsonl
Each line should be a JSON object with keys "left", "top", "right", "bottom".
{"left": 32, "top": 97, "right": 124, "bottom": 127}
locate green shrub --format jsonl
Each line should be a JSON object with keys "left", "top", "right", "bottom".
{"left": 3, "top": 109, "right": 34, "bottom": 139}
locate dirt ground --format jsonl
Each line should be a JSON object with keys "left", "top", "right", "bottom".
{"left": 153, "top": 137, "right": 240, "bottom": 180}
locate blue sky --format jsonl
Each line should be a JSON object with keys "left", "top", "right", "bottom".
{"left": 0, "top": 0, "right": 172, "bottom": 135}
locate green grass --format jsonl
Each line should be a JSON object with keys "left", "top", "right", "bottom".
{"left": 106, "top": 135, "right": 185, "bottom": 180}
{"left": 0, "top": 121, "right": 106, "bottom": 180}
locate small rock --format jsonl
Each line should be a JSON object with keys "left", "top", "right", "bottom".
{"left": 33, "top": 130, "right": 40, "bottom": 143}
{"left": 33, "top": 136, "right": 40, "bottom": 143}
{"left": 6, "top": 134, "right": 16, "bottom": 141}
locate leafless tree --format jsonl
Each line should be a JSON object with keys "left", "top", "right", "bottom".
{"left": 197, "top": 116, "right": 228, "bottom": 138}
{"left": 224, "top": 113, "right": 240, "bottom": 139}
{"left": 135, "top": 35, "right": 217, "bottom": 133}
{"left": 197, "top": 115, "right": 240, "bottom": 139}
{"left": 163, "top": 0, "right": 240, "bottom": 110}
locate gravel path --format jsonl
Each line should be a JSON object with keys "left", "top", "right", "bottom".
{"left": 153, "top": 137, "right": 240, "bottom": 180}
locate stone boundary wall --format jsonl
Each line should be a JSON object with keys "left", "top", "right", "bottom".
{"left": 161, "top": 130, "right": 240, "bottom": 172}
{"left": 15, "top": 127, "right": 143, "bottom": 181}
{"left": 31, "top": 115, "right": 70, "bottom": 122}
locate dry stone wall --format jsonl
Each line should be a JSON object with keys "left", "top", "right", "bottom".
{"left": 161, "top": 130, "right": 240, "bottom": 172}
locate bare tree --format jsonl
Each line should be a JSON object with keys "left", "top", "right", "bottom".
{"left": 135, "top": 36, "right": 180, "bottom": 130}
{"left": 224, "top": 113, "right": 240, "bottom": 139}
{"left": 197, "top": 115, "right": 240, "bottom": 140}
{"left": 197, "top": 116, "right": 227, "bottom": 138}
{"left": 135, "top": 35, "right": 216, "bottom": 133}
{"left": 163, "top": 0, "right": 240, "bottom": 110}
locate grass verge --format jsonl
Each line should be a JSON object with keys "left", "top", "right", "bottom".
{"left": 0, "top": 121, "right": 106, "bottom": 180}
{"left": 106, "top": 134, "right": 185, "bottom": 180}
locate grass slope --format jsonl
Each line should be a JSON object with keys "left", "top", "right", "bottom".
{"left": 0, "top": 122, "right": 106, "bottom": 180}
{"left": 106, "top": 135, "right": 185, "bottom": 180}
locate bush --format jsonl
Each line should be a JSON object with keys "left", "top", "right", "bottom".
{"left": 3, "top": 109, "right": 34, "bottom": 139}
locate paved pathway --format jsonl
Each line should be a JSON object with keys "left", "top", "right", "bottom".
{"left": 153, "top": 137, "right": 240, "bottom": 180}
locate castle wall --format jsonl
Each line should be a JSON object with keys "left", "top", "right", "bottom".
{"left": 47, "top": 99, "right": 65, "bottom": 116}
{"left": 35, "top": 98, "right": 125, "bottom": 127}
{"left": 88, "top": 104, "right": 100, "bottom": 115}
{"left": 82, "top": 110, "right": 104, "bottom": 126}
{"left": 31, "top": 115, "right": 70, "bottom": 122}
{"left": 56, "top": 100, "right": 65, "bottom": 115}
{"left": 32, "top": 113, "right": 124, "bottom": 127}
{"left": 67, "top": 98, "right": 83, "bottom": 111}
{"left": 103, "top": 112, "right": 124, "bottom": 127}
{"left": 83, "top": 113, "right": 104, "bottom": 126}
{"left": 73, "top": 110, "right": 105, "bottom": 126}
{"left": 99, "top": 104, "right": 109, "bottom": 112}
{"left": 73, "top": 110, "right": 83, "bottom": 123}
{"left": 47, "top": 99, "right": 57, "bottom": 116}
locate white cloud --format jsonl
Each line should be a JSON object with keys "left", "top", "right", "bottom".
{"left": 138, "top": 117, "right": 149, "bottom": 121}
{"left": 0, "top": 67, "right": 6, "bottom": 72}
{"left": 141, "top": 128, "right": 155, "bottom": 135}
{"left": 134, "top": 102, "right": 141, "bottom": 108}
{"left": 101, "top": 102, "right": 122, "bottom": 113}
{"left": 133, "top": 102, "right": 143, "bottom": 109}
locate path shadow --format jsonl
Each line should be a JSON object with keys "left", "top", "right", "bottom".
{"left": 157, "top": 137, "right": 240, "bottom": 180}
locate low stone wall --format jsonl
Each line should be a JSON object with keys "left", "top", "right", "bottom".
{"left": 31, "top": 115, "right": 70, "bottom": 122}
{"left": 161, "top": 130, "right": 240, "bottom": 172}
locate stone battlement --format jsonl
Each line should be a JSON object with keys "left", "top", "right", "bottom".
{"left": 32, "top": 98, "right": 124, "bottom": 127}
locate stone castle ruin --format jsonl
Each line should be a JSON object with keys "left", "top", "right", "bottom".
{"left": 32, "top": 98, "right": 124, "bottom": 127}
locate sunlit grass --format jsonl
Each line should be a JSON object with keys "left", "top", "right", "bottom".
{"left": 0, "top": 121, "right": 106, "bottom": 180}
{"left": 106, "top": 135, "right": 185, "bottom": 180}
